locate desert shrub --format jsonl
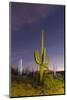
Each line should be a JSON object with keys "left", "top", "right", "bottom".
{"left": 43, "top": 73, "right": 64, "bottom": 89}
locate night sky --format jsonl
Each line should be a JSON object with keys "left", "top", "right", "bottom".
{"left": 11, "top": 2, "right": 65, "bottom": 71}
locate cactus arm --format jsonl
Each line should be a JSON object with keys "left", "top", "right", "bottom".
{"left": 46, "top": 57, "right": 51, "bottom": 65}
{"left": 34, "top": 49, "right": 41, "bottom": 64}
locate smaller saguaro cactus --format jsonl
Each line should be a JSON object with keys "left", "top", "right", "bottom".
{"left": 34, "top": 31, "right": 50, "bottom": 82}
{"left": 18, "top": 58, "right": 23, "bottom": 75}
{"left": 53, "top": 65, "right": 57, "bottom": 77}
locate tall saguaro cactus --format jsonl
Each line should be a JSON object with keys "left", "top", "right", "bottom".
{"left": 34, "top": 31, "right": 49, "bottom": 82}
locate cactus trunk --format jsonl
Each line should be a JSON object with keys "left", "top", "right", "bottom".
{"left": 40, "top": 65, "right": 44, "bottom": 81}
{"left": 40, "top": 31, "right": 44, "bottom": 81}
{"left": 41, "top": 31, "right": 44, "bottom": 59}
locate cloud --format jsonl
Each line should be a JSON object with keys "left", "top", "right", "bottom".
{"left": 11, "top": 3, "right": 56, "bottom": 32}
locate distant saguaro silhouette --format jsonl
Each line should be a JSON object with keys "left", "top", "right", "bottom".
{"left": 53, "top": 65, "right": 57, "bottom": 77}
{"left": 18, "top": 59, "right": 23, "bottom": 75}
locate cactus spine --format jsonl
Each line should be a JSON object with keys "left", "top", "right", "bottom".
{"left": 34, "top": 31, "right": 49, "bottom": 82}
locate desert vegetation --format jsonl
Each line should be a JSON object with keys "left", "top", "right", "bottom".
{"left": 10, "top": 68, "right": 64, "bottom": 97}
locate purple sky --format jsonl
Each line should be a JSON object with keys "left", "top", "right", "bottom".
{"left": 10, "top": 2, "right": 65, "bottom": 71}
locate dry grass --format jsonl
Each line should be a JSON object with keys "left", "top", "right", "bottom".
{"left": 10, "top": 73, "right": 64, "bottom": 97}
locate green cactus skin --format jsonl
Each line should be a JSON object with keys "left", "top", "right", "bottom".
{"left": 34, "top": 31, "right": 49, "bottom": 82}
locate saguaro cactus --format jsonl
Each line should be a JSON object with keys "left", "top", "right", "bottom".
{"left": 34, "top": 31, "right": 49, "bottom": 82}
{"left": 18, "top": 59, "right": 23, "bottom": 75}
